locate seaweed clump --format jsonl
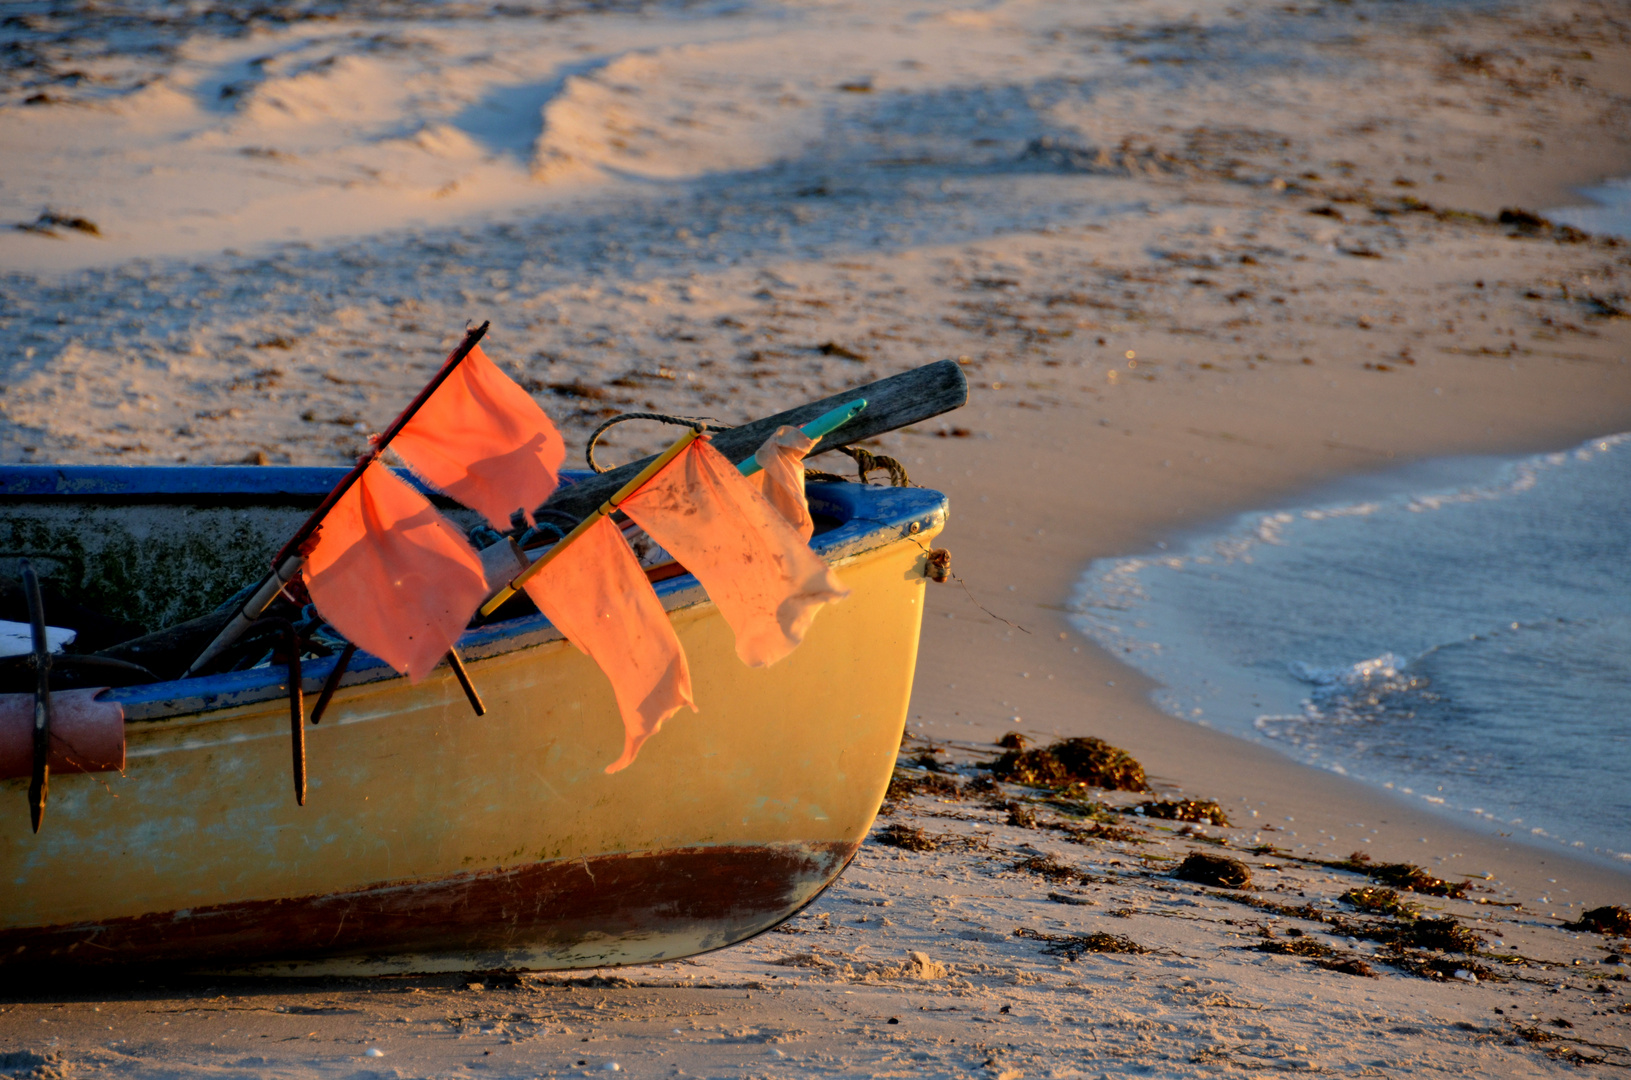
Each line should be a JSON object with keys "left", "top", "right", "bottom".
{"left": 1341, "top": 886, "right": 1420, "bottom": 918}
{"left": 1012, "top": 854, "right": 1098, "bottom": 886}
{"left": 1254, "top": 936, "right": 1342, "bottom": 959}
{"left": 1135, "top": 798, "right": 1230, "bottom": 826}
{"left": 1064, "top": 822, "right": 1144, "bottom": 844}
{"left": 1390, "top": 918, "right": 1484, "bottom": 953}
{"left": 1015, "top": 926, "right": 1147, "bottom": 959}
{"left": 1564, "top": 905, "right": 1631, "bottom": 937}
{"left": 1173, "top": 853, "right": 1252, "bottom": 889}
{"left": 988, "top": 737, "right": 1148, "bottom": 792}
{"left": 885, "top": 768, "right": 962, "bottom": 803}
{"left": 1004, "top": 802, "right": 1040, "bottom": 829}
{"left": 1337, "top": 852, "right": 1469, "bottom": 899}
{"left": 874, "top": 824, "right": 939, "bottom": 852}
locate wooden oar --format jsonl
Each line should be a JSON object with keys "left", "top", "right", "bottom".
{"left": 534, "top": 359, "right": 967, "bottom": 521}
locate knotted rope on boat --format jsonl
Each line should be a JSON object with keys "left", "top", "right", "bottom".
{"left": 827, "top": 445, "right": 911, "bottom": 487}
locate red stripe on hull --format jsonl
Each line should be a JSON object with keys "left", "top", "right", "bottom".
{"left": 0, "top": 841, "right": 856, "bottom": 972}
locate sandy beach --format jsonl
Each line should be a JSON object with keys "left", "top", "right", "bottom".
{"left": 3, "top": 0, "right": 1630, "bottom": 1072}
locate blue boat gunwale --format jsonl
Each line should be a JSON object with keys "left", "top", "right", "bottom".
{"left": 0, "top": 466, "right": 948, "bottom": 723}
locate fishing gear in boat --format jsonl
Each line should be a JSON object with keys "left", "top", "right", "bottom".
{"left": 479, "top": 398, "right": 871, "bottom": 616}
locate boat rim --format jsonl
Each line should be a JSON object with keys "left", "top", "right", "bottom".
{"left": 0, "top": 465, "right": 947, "bottom": 723}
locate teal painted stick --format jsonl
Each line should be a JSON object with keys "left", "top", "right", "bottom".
{"left": 736, "top": 398, "right": 868, "bottom": 477}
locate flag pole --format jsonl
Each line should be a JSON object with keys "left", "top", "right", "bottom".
{"left": 480, "top": 426, "right": 702, "bottom": 617}
{"left": 182, "top": 322, "right": 491, "bottom": 679}
{"left": 735, "top": 398, "right": 866, "bottom": 477}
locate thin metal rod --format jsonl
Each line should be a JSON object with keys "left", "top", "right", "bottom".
{"left": 21, "top": 561, "right": 51, "bottom": 834}
{"left": 249, "top": 618, "right": 306, "bottom": 806}
{"left": 309, "top": 641, "right": 357, "bottom": 725}
{"left": 446, "top": 648, "right": 485, "bottom": 716}
{"left": 479, "top": 426, "right": 702, "bottom": 617}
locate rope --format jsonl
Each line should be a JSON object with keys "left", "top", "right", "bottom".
{"left": 586, "top": 412, "right": 908, "bottom": 487}
{"left": 836, "top": 446, "right": 911, "bottom": 487}
{"left": 585, "top": 412, "right": 728, "bottom": 473}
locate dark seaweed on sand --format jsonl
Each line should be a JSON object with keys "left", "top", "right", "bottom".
{"left": 873, "top": 822, "right": 984, "bottom": 853}
{"left": 1063, "top": 822, "right": 1144, "bottom": 844}
{"left": 987, "top": 736, "right": 1148, "bottom": 792}
{"left": 1251, "top": 929, "right": 1379, "bottom": 976}
{"left": 885, "top": 768, "right": 962, "bottom": 803}
{"left": 1317, "top": 956, "right": 1378, "bottom": 977}
{"left": 1335, "top": 852, "right": 1470, "bottom": 899}
{"left": 1004, "top": 802, "right": 1040, "bottom": 829}
{"left": 1173, "top": 852, "right": 1252, "bottom": 889}
{"left": 873, "top": 823, "right": 940, "bottom": 851}
{"left": 1135, "top": 798, "right": 1231, "bottom": 826}
{"left": 1254, "top": 936, "right": 1343, "bottom": 959}
{"left": 1011, "top": 854, "right": 1099, "bottom": 885}
{"left": 1564, "top": 905, "right": 1631, "bottom": 937}
{"left": 1014, "top": 926, "right": 1148, "bottom": 958}
{"left": 1341, "top": 886, "right": 1420, "bottom": 918}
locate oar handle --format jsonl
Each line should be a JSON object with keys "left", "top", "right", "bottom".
{"left": 736, "top": 398, "right": 867, "bottom": 477}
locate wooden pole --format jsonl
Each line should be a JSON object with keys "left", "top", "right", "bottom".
{"left": 271, "top": 321, "right": 491, "bottom": 569}
{"left": 479, "top": 426, "right": 702, "bottom": 617}
{"left": 183, "top": 321, "right": 491, "bottom": 679}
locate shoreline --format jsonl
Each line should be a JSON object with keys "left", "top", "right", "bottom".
{"left": 1065, "top": 431, "right": 1631, "bottom": 874}
{"left": 903, "top": 359, "right": 1631, "bottom": 910}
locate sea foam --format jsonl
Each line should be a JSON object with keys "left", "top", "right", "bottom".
{"left": 1072, "top": 434, "right": 1631, "bottom": 869}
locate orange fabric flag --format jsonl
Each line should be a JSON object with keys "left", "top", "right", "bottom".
{"left": 750, "top": 425, "right": 818, "bottom": 542}
{"left": 522, "top": 515, "right": 695, "bottom": 773}
{"left": 621, "top": 437, "right": 849, "bottom": 668}
{"left": 391, "top": 344, "right": 566, "bottom": 530}
{"left": 304, "top": 461, "right": 488, "bottom": 682}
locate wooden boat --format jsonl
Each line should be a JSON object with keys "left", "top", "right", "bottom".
{"left": 0, "top": 463, "right": 947, "bottom": 975}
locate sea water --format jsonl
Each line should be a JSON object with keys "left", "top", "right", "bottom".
{"left": 1550, "top": 176, "right": 1631, "bottom": 241}
{"left": 1070, "top": 434, "right": 1631, "bottom": 869}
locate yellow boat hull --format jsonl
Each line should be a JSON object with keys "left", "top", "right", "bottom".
{"left": 0, "top": 520, "right": 941, "bottom": 974}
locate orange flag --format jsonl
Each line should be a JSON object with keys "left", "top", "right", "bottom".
{"left": 621, "top": 437, "right": 848, "bottom": 668}
{"left": 304, "top": 461, "right": 488, "bottom": 682}
{"left": 522, "top": 515, "right": 695, "bottom": 773}
{"left": 750, "top": 425, "right": 818, "bottom": 542}
{"left": 391, "top": 344, "right": 566, "bottom": 530}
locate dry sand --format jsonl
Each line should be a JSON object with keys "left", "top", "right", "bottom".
{"left": 3, "top": 0, "right": 1631, "bottom": 1073}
